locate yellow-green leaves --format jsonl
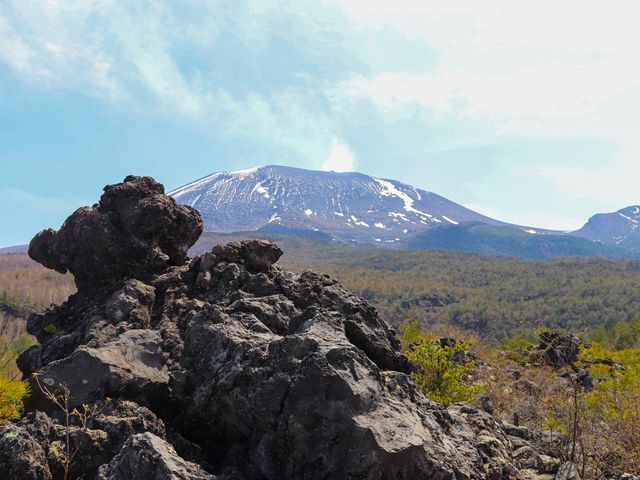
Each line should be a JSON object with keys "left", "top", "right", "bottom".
{"left": 399, "top": 320, "right": 485, "bottom": 406}
{"left": 0, "top": 376, "right": 30, "bottom": 422}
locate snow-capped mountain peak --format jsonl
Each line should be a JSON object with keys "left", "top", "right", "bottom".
{"left": 169, "top": 165, "right": 511, "bottom": 245}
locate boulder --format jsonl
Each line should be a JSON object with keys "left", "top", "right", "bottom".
{"left": 503, "top": 424, "right": 531, "bottom": 440}
{"left": 96, "top": 432, "right": 215, "bottom": 480}
{"left": 55, "top": 400, "right": 166, "bottom": 480}
{"left": 556, "top": 462, "right": 580, "bottom": 480}
{"left": 537, "top": 332, "right": 581, "bottom": 368}
{"left": 513, "top": 446, "right": 539, "bottom": 469}
{"left": 0, "top": 413, "right": 53, "bottom": 480}
{"left": 537, "top": 455, "right": 561, "bottom": 474}
{"left": 27, "top": 329, "right": 169, "bottom": 412}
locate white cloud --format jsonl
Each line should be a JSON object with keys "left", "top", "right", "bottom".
{"left": 332, "top": 0, "right": 640, "bottom": 138}
{"left": 343, "top": 63, "right": 627, "bottom": 122}
{"left": 328, "top": 0, "right": 640, "bottom": 214}
{"left": 321, "top": 138, "right": 356, "bottom": 172}
{"left": 0, "top": 1, "right": 338, "bottom": 160}
{"left": 535, "top": 165, "right": 640, "bottom": 209}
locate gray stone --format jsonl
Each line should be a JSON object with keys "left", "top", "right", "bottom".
{"left": 0, "top": 414, "right": 53, "bottom": 480}
{"left": 556, "top": 462, "right": 580, "bottom": 480}
{"left": 537, "top": 455, "right": 561, "bottom": 474}
{"left": 513, "top": 446, "right": 539, "bottom": 469}
{"left": 28, "top": 329, "right": 169, "bottom": 411}
{"left": 503, "top": 423, "right": 531, "bottom": 440}
{"left": 96, "top": 433, "right": 215, "bottom": 480}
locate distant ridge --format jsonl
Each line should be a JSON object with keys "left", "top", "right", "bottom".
{"left": 409, "top": 223, "right": 634, "bottom": 260}
{"left": 573, "top": 205, "right": 640, "bottom": 252}
{"left": 0, "top": 244, "right": 27, "bottom": 254}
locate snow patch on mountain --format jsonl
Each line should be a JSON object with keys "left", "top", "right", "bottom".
{"left": 618, "top": 212, "right": 639, "bottom": 223}
{"left": 573, "top": 204, "right": 640, "bottom": 252}
{"left": 252, "top": 182, "right": 270, "bottom": 199}
{"left": 373, "top": 178, "right": 433, "bottom": 219}
{"left": 169, "top": 165, "right": 550, "bottom": 246}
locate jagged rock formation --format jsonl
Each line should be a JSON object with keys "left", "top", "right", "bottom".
{"left": 532, "top": 332, "right": 582, "bottom": 369}
{"left": 2, "top": 176, "right": 554, "bottom": 479}
{"left": 28, "top": 175, "right": 202, "bottom": 292}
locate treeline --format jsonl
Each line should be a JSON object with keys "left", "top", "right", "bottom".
{"left": 5, "top": 234, "right": 640, "bottom": 345}
{"left": 250, "top": 238, "right": 640, "bottom": 343}
{"left": 0, "top": 253, "right": 75, "bottom": 312}
{"left": 212, "top": 234, "right": 640, "bottom": 344}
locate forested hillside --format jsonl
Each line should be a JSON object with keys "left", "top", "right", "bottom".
{"left": 4, "top": 234, "right": 640, "bottom": 344}
{"left": 286, "top": 248, "right": 640, "bottom": 342}
{"left": 197, "top": 233, "right": 640, "bottom": 343}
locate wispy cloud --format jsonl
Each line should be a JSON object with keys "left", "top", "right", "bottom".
{"left": 1, "top": 0, "right": 639, "bottom": 232}
{"left": 0, "top": 1, "right": 346, "bottom": 162}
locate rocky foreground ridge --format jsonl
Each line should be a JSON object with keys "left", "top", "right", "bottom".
{"left": 1, "top": 176, "right": 562, "bottom": 479}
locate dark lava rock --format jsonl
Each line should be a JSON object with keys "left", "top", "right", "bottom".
{"left": 3, "top": 175, "right": 538, "bottom": 479}
{"left": 556, "top": 462, "right": 581, "bottom": 480}
{"left": 434, "top": 337, "right": 481, "bottom": 366}
{"left": 96, "top": 432, "right": 215, "bottom": 480}
{"left": 537, "top": 331, "right": 581, "bottom": 368}
{"left": 28, "top": 175, "right": 202, "bottom": 292}
{"left": 0, "top": 413, "right": 53, "bottom": 480}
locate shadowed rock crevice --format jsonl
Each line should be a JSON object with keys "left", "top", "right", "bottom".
{"left": 2, "top": 175, "right": 533, "bottom": 479}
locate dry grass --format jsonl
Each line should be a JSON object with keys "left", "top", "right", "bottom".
{"left": 0, "top": 254, "right": 75, "bottom": 312}
{"left": 0, "top": 254, "right": 75, "bottom": 340}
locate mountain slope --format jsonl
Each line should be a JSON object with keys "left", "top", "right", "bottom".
{"left": 573, "top": 205, "right": 640, "bottom": 252}
{"left": 0, "top": 244, "right": 28, "bottom": 254}
{"left": 170, "top": 165, "right": 552, "bottom": 246}
{"left": 408, "top": 223, "right": 634, "bottom": 260}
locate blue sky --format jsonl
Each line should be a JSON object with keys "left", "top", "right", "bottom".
{"left": 2, "top": 1, "right": 640, "bottom": 246}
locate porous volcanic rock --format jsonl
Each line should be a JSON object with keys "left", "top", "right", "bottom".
{"left": 2, "top": 176, "right": 538, "bottom": 479}
{"left": 536, "top": 332, "right": 581, "bottom": 368}
{"left": 28, "top": 175, "right": 202, "bottom": 292}
{"left": 96, "top": 432, "right": 215, "bottom": 480}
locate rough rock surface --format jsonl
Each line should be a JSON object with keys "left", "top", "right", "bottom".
{"left": 2, "top": 176, "right": 554, "bottom": 479}
{"left": 28, "top": 175, "right": 202, "bottom": 292}
{"left": 96, "top": 432, "right": 215, "bottom": 480}
{"left": 0, "top": 413, "right": 52, "bottom": 480}
{"left": 534, "top": 332, "right": 581, "bottom": 368}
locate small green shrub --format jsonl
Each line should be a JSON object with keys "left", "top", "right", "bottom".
{"left": 407, "top": 339, "right": 485, "bottom": 406}
{"left": 43, "top": 323, "right": 59, "bottom": 335}
{"left": 0, "top": 376, "right": 30, "bottom": 422}
{"left": 399, "top": 320, "right": 485, "bottom": 406}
